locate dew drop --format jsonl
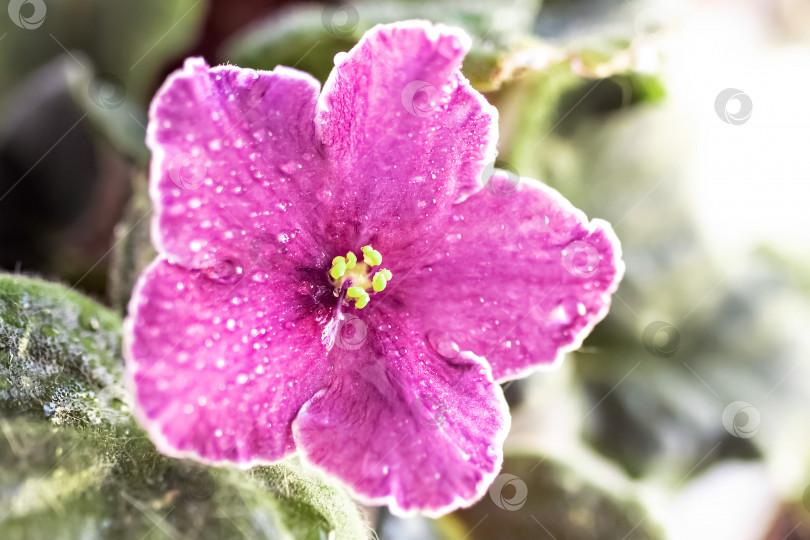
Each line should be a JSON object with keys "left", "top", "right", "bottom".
{"left": 201, "top": 259, "right": 243, "bottom": 285}
{"left": 426, "top": 329, "right": 460, "bottom": 360}
{"left": 278, "top": 162, "right": 301, "bottom": 175}
{"left": 249, "top": 234, "right": 288, "bottom": 269}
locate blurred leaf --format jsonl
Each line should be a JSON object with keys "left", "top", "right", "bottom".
{"left": 0, "top": 58, "right": 109, "bottom": 275}
{"left": 523, "top": 102, "right": 810, "bottom": 490}
{"left": 108, "top": 172, "right": 155, "bottom": 314}
{"left": 0, "top": 274, "right": 369, "bottom": 539}
{"left": 225, "top": 0, "right": 543, "bottom": 90}
{"left": 444, "top": 454, "right": 664, "bottom": 540}
{"left": 65, "top": 58, "right": 150, "bottom": 164}
{"left": 225, "top": 0, "right": 660, "bottom": 99}
{"left": 0, "top": 0, "right": 208, "bottom": 104}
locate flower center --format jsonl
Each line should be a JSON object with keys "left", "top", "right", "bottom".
{"left": 329, "top": 245, "right": 392, "bottom": 309}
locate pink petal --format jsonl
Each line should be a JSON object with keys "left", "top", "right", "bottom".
{"left": 393, "top": 179, "right": 624, "bottom": 382}
{"left": 125, "top": 259, "right": 329, "bottom": 466}
{"left": 147, "top": 57, "right": 329, "bottom": 271}
{"left": 293, "top": 308, "right": 509, "bottom": 516}
{"left": 315, "top": 21, "right": 498, "bottom": 261}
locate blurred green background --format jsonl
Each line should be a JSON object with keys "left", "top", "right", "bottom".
{"left": 1, "top": 0, "right": 809, "bottom": 539}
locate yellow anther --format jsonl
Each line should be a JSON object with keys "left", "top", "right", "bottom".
{"left": 372, "top": 268, "right": 393, "bottom": 292}
{"left": 330, "top": 248, "right": 388, "bottom": 309}
{"left": 345, "top": 251, "right": 357, "bottom": 269}
{"left": 361, "top": 245, "right": 382, "bottom": 266}
{"left": 330, "top": 257, "right": 347, "bottom": 279}
{"left": 346, "top": 286, "right": 370, "bottom": 309}
{"left": 346, "top": 286, "right": 365, "bottom": 298}
{"left": 354, "top": 293, "right": 370, "bottom": 309}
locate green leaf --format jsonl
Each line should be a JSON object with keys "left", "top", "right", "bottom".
{"left": 224, "top": 0, "right": 660, "bottom": 99}
{"left": 0, "top": 273, "right": 125, "bottom": 423}
{"left": 0, "top": 0, "right": 208, "bottom": 104}
{"left": 224, "top": 0, "right": 543, "bottom": 90}
{"left": 0, "top": 274, "right": 369, "bottom": 539}
{"left": 525, "top": 100, "right": 810, "bottom": 491}
{"left": 108, "top": 172, "right": 156, "bottom": 314}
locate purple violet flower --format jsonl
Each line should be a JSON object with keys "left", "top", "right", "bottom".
{"left": 125, "top": 20, "right": 624, "bottom": 516}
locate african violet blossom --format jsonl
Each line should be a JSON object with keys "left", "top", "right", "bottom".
{"left": 125, "top": 20, "right": 623, "bottom": 516}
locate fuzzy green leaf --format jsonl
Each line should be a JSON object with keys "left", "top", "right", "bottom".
{"left": 0, "top": 274, "right": 368, "bottom": 540}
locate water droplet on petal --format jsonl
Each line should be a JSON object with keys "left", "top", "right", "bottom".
{"left": 426, "top": 329, "right": 460, "bottom": 360}
{"left": 278, "top": 162, "right": 301, "bottom": 175}
{"left": 201, "top": 259, "right": 243, "bottom": 285}
{"left": 249, "top": 234, "right": 288, "bottom": 269}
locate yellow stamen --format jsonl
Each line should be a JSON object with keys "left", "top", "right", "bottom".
{"left": 328, "top": 248, "right": 392, "bottom": 310}
{"left": 346, "top": 286, "right": 370, "bottom": 309}
{"left": 354, "top": 294, "right": 370, "bottom": 309}
{"left": 361, "top": 245, "right": 382, "bottom": 266}
{"left": 346, "top": 286, "right": 366, "bottom": 298}
{"left": 345, "top": 251, "right": 357, "bottom": 269}
{"left": 330, "top": 256, "right": 347, "bottom": 279}
{"left": 372, "top": 268, "right": 393, "bottom": 292}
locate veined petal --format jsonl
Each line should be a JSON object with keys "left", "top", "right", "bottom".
{"left": 148, "top": 57, "right": 329, "bottom": 271}
{"left": 394, "top": 179, "right": 624, "bottom": 382}
{"left": 316, "top": 21, "right": 498, "bottom": 262}
{"left": 125, "top": 259, "right": 329, "bottom": 466}
{"left": 293, "top": 309, "right": 509, "bottom": 516}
